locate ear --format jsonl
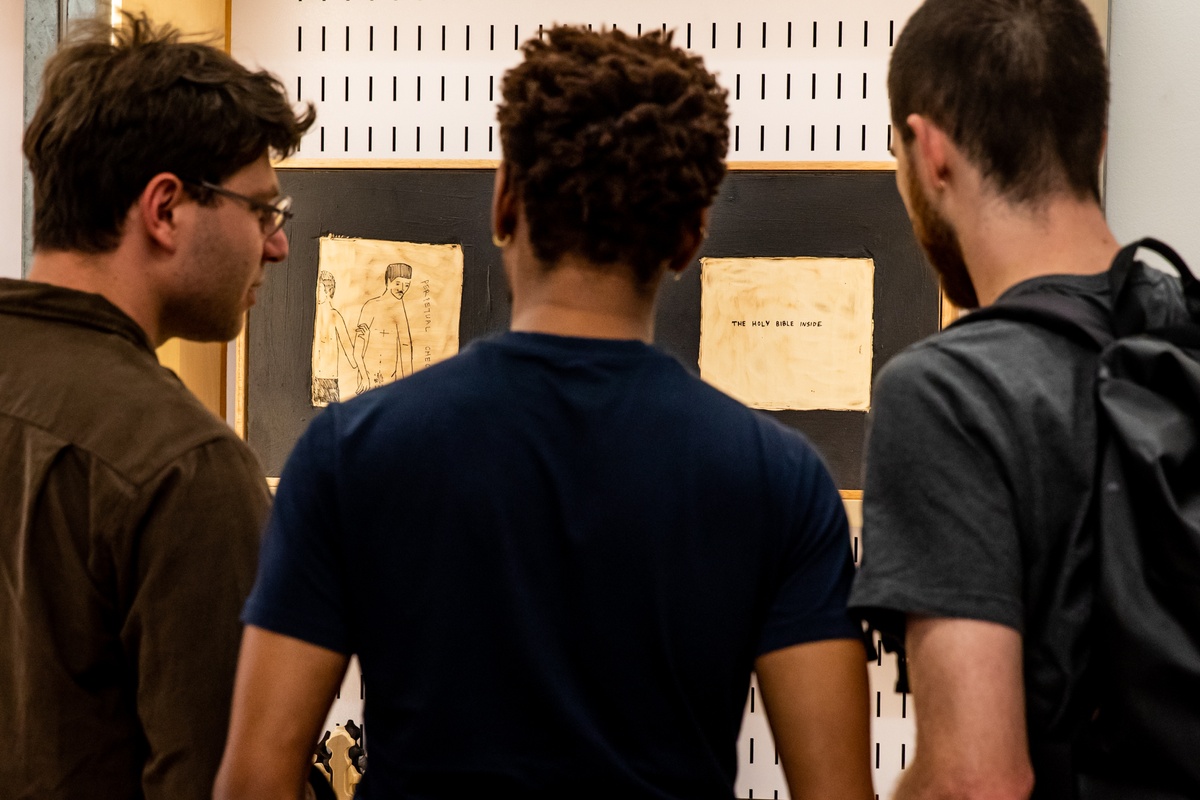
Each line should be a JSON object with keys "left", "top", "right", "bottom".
{"left": 137, "top": 172, "right": 188, "bottom": 253}
{"left": 666, "top": 208, "right": 710, "bottom": 275}
{"left": 491, "top": 161, "right": 519, "bottom": 242}
{"left": 906, "top": 113, "right": 952, "bottom": 195}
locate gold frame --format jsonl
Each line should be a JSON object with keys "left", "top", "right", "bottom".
{"left": 234, "top": 311, "right": 249, "bottom": 437}
{"left": 272, "top": 159, "right": 896, "bottom": 172}
{"left": 939, "top": 293, "right": 959, "bottom": 330}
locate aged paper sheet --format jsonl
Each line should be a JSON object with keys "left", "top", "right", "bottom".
{"left": 312, "top": 236, "right": 463, "bottom": 406}
{"left": 699, "top": 257, "right": 874, "bottom": 411}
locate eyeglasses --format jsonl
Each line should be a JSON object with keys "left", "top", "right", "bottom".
{"left": 185, "top": 180, "right": 294, "bottom": 236}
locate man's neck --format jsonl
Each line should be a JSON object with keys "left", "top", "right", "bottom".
{"left": 508, "top": 252, "right": 659, "bottom": 343}
{"left": 28, "top": 247, "right": 165, "bottom": 346}
{"left": 959, "top": 192, "right": 1120, "bottom": 306}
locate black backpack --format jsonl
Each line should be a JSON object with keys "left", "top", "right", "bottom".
{"left": 951, "top": 238, "right": 1200, "bottom": 796}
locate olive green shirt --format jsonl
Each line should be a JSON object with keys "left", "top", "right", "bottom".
{"left": 0, "top": 278, "right": 270, "bottom": 800}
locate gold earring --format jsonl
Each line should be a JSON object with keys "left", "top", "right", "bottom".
{"left": 492, "top": 231, "right": 512, "bottom": 248}
{"left": 700, "top": 226, "right": 708, "bottom": 240}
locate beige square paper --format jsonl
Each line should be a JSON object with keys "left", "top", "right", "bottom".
{"left": 699, "top": 257, "right": 874, "bottom": 411}
{"left": 311, "top": 236, "right": 463, "bottom": 406}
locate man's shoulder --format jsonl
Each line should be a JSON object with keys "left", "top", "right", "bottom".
{"left": 0, "top": 282, "right": 257, "bottom": 484}
{"left": 900, "top": 313, "right": 1064, "bottom": 359}
{"left": 694, "top": 377, "right": 817, "bottom": 450}
{"left": 657, "top": 364, "right": 834, "bottom": 493}
{"left": 91, "top": 379, "right": 249, "bottom": 488}
{"left": 4, "top": 338, "right": 250, "bottom": 489}
{"left": 880, "top": 313, "right": 1094, "bottom": 398}
{"left": 871, "top": 331, "right": 977, "bottom": 407}
{"left": 869, "top": 317, "right": 1101, "bottom": 500}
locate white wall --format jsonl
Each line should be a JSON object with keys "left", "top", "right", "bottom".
{"left": 1, "top": 2, "right": 24, "bottom": 279}
{"left": 1106, "top": 0, "right": 1200, "bottom": 266}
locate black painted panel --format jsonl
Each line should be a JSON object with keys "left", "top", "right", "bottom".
{"left": 249, "top": 169, "right": 938, "bottom": 486}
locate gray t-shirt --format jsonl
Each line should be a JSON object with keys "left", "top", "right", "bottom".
{"left": 849, "top": 266, "right": 1187, "bottom": 743}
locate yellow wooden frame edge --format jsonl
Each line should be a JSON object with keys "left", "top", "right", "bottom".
{"left": 234, "top": 311, "right": 249, "bottom": 438}
{"left": 273, "top": 158, "right": 896, "bottom": 172}
{"left": 939, "top": 292, "right": 959, "bottom": 329}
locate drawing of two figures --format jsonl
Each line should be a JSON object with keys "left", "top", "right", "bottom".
{"left": 312, "top": 262, "right": 414, "bottom": 406}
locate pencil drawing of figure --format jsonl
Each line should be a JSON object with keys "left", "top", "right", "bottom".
{"left": 312, "top": 271, "right": 359, "bottom": 406}
{"left": 310, "top": 235, "right": 463, "bottom": 406}
{"left": 354, "top": 262, "right": 414, "bottom": 393}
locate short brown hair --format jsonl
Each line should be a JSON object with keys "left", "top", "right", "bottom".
{"left": 889, "top": 0, "right": 1107, "bottom": 203}
{"left": 497, "top": 26, "right": 729, "bottom": 284}
{"left": 24, "top": 12, "right": 315, "bottom": 253}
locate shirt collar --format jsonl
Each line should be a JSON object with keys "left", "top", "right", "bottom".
{"left": 0, "top": 278, "right": 156, "bottom": 354}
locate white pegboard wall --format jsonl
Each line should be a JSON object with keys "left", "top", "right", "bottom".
{"left": 231, "top": 0, "right": 922, "bottom": 163}
{"left": 324, "top": 656, "right": 365, "bottom": 740}
{"left": 736, "top": 640, "right": 912, "bottom": 800}
{"left": 735, "top": 498, "right": 915, "bottom": 799}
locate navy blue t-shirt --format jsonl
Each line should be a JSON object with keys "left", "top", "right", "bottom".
{"left": 245, "top": 332, "right": 858, "bottom": 799}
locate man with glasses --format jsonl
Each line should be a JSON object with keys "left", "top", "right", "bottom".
{"left": 187, "top": 179, "right": 295, "bottom": 240}
{"left": 0, "top": 12, "right": 312, "bottom": 800}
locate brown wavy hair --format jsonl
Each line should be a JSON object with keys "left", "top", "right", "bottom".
{"left": 497, "top": 26, "right": 729, "bottom": 284}
{"left": 24, "top": 12, "right": 315, "bottom": 253}
{"left": 889, "top": 0, "right": 1107, "bottom": 203}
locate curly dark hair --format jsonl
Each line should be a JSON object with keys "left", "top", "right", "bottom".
{"left": 890, "top": 0, "right": 1107, "bottom": 203}
{"left": 497, "top": 26, "right": 729, "bottom": 284}
{"left": 24, "top": 12, "right": 315, "bottom": 254}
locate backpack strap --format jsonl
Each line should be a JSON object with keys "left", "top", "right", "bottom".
{"left": 949, "top": 237, "right": 1199, "bottom": 346}
{"left": 948, "top": 290, "right": 1113, "bottom": 351}
{"left": 1119, "top": 237, "right": 1198, "bottom": 291}
{"left": 1110, "top": 238, "right": 1199, "bottom": 336}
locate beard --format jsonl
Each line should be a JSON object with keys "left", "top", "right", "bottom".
{"left": 905, "top": 167, "right": 979, "bottom": 310}
{"left": 163, "top": 221, "right": 256, "bottom": 343}
{"left": 164, "top": 285, "right": 247, "bottom": 343}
